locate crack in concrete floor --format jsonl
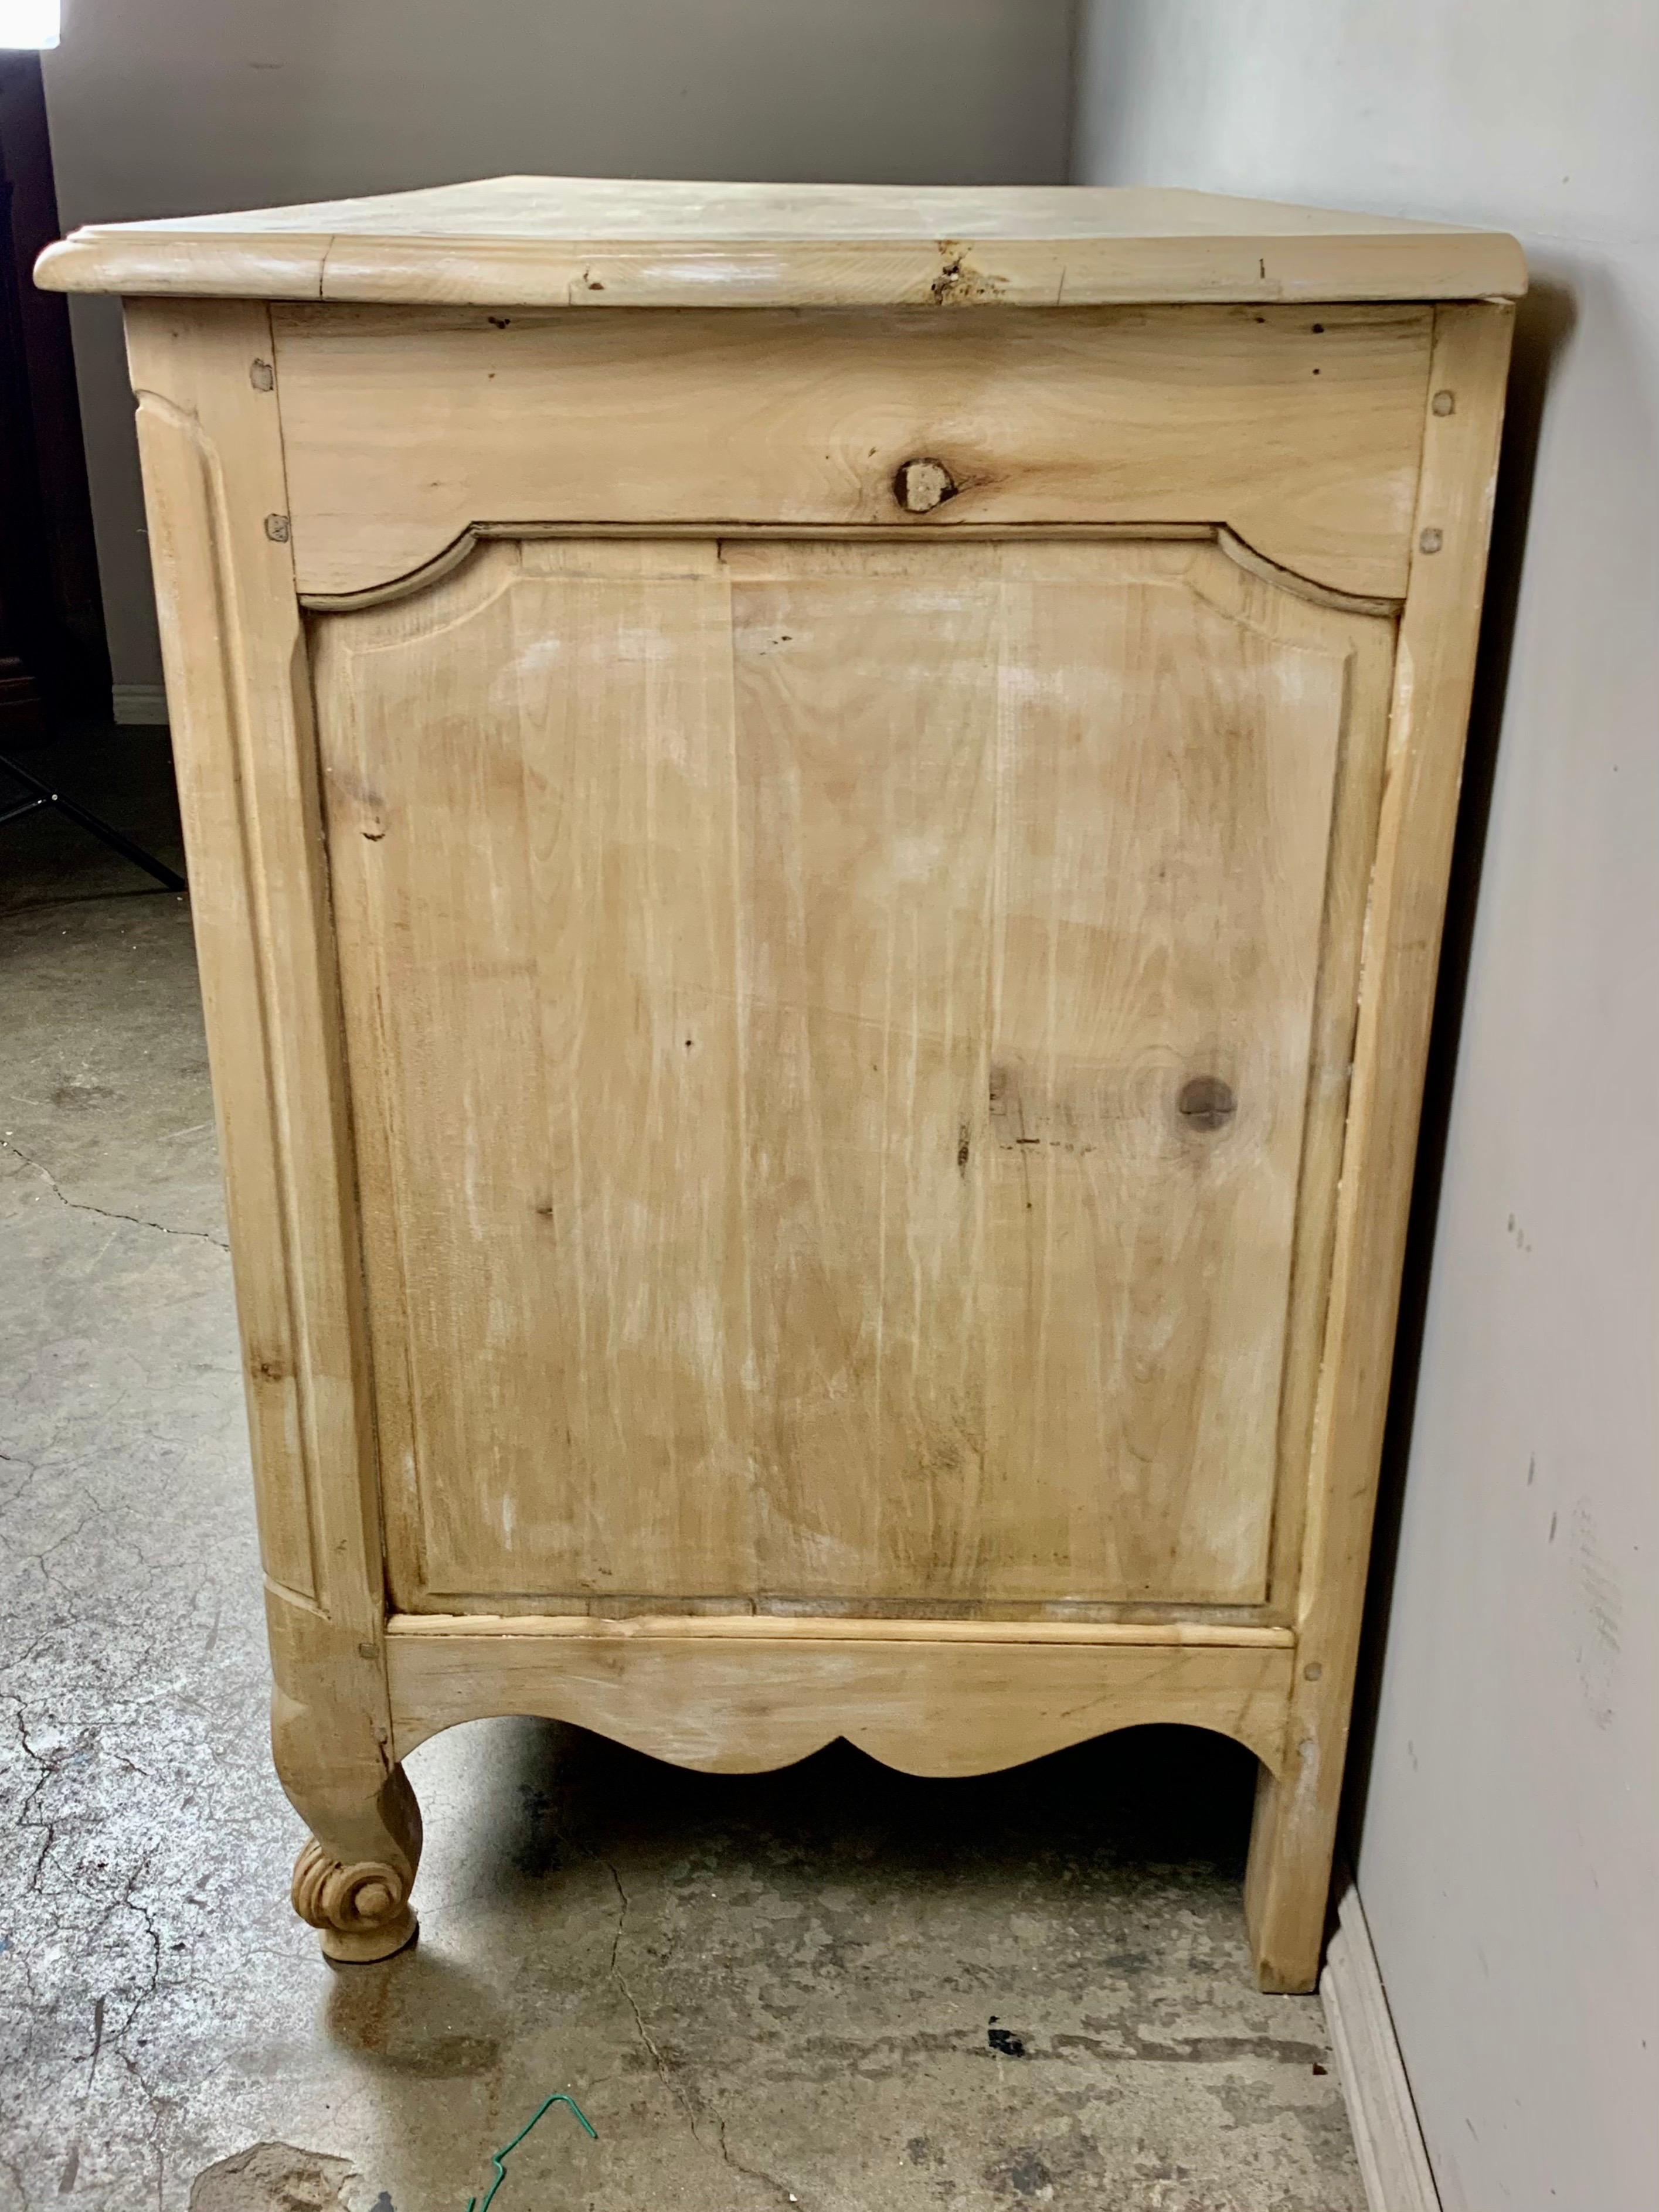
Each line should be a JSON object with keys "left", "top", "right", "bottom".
{"left": 0, "top": 1139, "right": 229, "bottom": 1253}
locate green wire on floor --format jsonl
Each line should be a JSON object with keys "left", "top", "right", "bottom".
{"left": 465, "top": 2092, "right": 597, "bottom": 2211}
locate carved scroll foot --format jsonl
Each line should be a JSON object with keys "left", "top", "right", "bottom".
{"left": 280, "top": 1760, "right": 423, "bottom": 1964}
{"left": 291, "top": 1836, "right": 417, "bottom": 1962}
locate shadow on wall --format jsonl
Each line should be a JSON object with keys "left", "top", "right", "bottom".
{"left": 1342, "top": 273, "right": 1577, "bottom": 1852}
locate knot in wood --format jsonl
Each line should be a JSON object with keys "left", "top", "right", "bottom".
{"left": 1178, "top": 1074, "right": 1236, "bottom": 1130}
{"left": 894, "top": 457, "right": 957, "bottom": 514}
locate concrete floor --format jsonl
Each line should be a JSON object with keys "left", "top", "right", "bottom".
{"left": 0, "top": 731, "right": 1366, "bottom": 2212}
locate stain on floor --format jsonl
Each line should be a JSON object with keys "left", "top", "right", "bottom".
{"left": 0, "top": 733, "right": 1365, "bottom": 2211}
{"left": 188, "top": 2143, "right": 356, "bottom": 2211}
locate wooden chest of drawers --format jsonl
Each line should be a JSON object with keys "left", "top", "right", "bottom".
{"left": 39, "top": 179, "right": 1522, "bottom": 1989}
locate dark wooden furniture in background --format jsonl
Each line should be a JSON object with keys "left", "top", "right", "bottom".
{"left": 0, "top": 51, "right": 108, "bottom": 729}
{"left": 0, "top": 57, "right": 181, "bottom": 891}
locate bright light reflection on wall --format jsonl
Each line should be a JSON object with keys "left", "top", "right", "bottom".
{"left": 0, "top": 0, "right": 58, "bottom": 50}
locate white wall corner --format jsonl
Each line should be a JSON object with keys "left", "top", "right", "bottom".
{"left": 111, "top": 683, "right": 169, "bottom": 726}
{"left": 1322, "top": 1874, "right": 1443, "bottom": 2212}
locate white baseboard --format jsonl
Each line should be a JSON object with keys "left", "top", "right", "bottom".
{"left": 112, "top": 682, "right": 169, "bottom": 726}
{"left": 1321, "top": 1876, "right": 1442, "bottom": 2212}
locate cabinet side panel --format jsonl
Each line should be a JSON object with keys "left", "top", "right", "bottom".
{"left": 316, "top": 533, "right": 1392, "bottom": 1612}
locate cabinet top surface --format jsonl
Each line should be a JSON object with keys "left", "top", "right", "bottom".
{"left": 36, "top": 175, "right": 1525, "bottom": 309}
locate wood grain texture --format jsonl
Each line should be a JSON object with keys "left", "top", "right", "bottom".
{"left": 385, "top": 1623, "right": 1296, "bottom": 1777}
{"left": 271, "top": 302, "right": 1433, "bottom": 601}
{"left": 107, "top": 227, "right": 1512, "bottom": 1984}
{"left": 298, "top": 523, "right": 1399, "bottom": 625}
{"left": 1245, "top": 301, "right": 1515, "bottom": 1992}
{"left": 125, "top": 300, "right": 414, "bottom": 1946}
{"left": 126, "top": 300, "right": 372, "bottom": 1628}
{"left": 310, "top": 535, "right": 1395, "bottom": 1619}
{"left": 389, "top": 1614, "right": 1295, "bottom": 1646}
{"left": 35, "top": 175, "right": 1527, "bottom": 307}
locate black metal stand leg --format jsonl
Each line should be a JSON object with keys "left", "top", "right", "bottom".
{"left": 0, "top": 748, "right": 185, "bottom": 892}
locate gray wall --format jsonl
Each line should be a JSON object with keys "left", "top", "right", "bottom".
{"left": 41, "top": 0, "right": 1077, "bottom": 699}
{"left": 1075, "top": 6, "right": 1657, "bottom": 2208}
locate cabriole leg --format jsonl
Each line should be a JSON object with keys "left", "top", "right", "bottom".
{"left": 286, "top": 1763, "right": 422, "bottom": 1963}
{"left": 268, "top": 1603, "right": 423, "bottom": 1965}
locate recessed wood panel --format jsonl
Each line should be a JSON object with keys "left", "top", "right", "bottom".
{"left": 311, "top": 536, "right": 1394, "bottom": 1613}
{"left": 273, "top": 303, "right": 1432, "bottom": 600}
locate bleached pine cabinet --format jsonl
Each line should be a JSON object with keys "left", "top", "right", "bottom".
{"left": 39, "top": 181, "right": 1522, "bottom": 1989}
